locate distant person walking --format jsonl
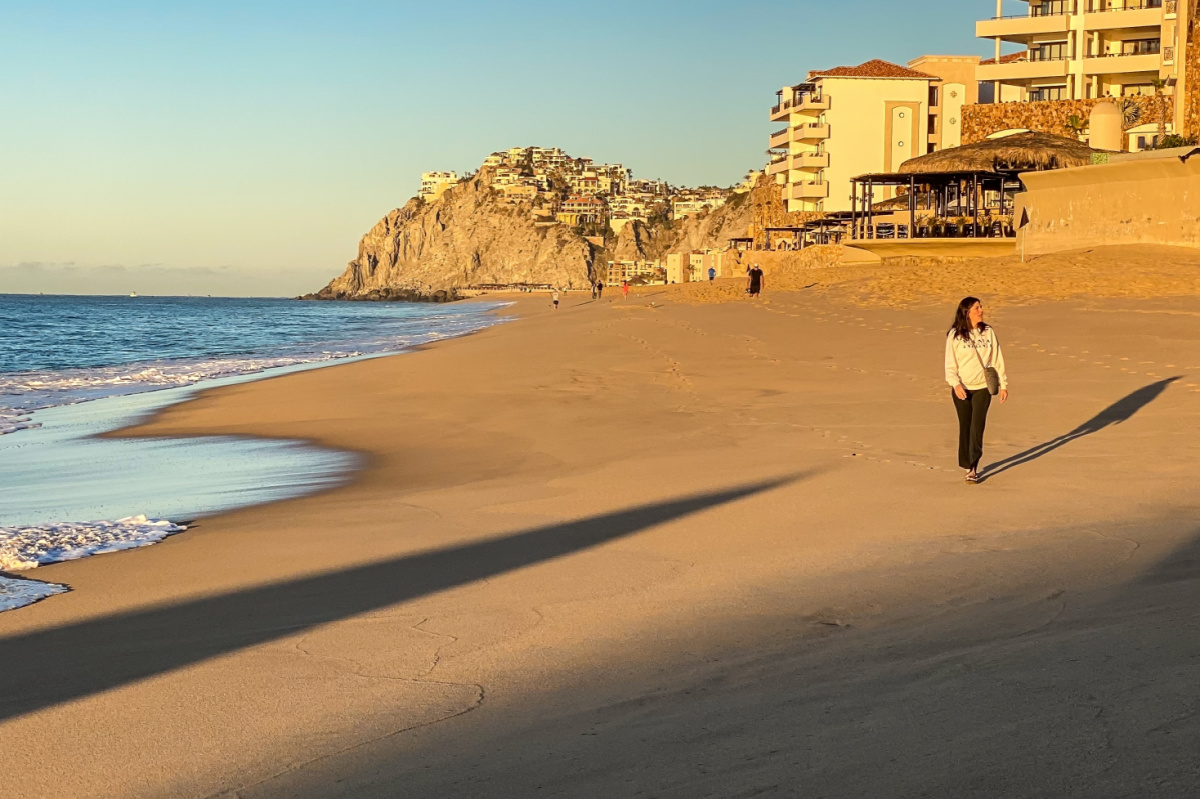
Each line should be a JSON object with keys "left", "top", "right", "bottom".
{"left": 590, "top": 283, "right": 598, "bottom": 300}
{"left": 708, "top": 266, "right": 716, "bottom": 282}
{"left": 552, "top": 289, "right": 560, "bottom": 310}
{"left": 945, "top": 296, "right": 1009, "bottom": 483}
{"left": 596, "top": 281, "right": 604, "bottom": 299}
{"left": 747, "top": 264, "right": 764, "bottom": 297}
{"left": 622, "top": 281, "right": 630, "bottom": 300}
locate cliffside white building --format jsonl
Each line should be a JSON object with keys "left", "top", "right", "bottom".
{"left": 419, "top": 171, "right": 460, "bottom": 202}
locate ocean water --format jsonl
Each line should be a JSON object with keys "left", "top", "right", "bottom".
{"left": 0, "top": 295, "right": 509, "bottom": 611}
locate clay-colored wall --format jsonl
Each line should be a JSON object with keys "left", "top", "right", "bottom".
{"left": 1015, "top": 155, "right": 1200, "bottom": 254}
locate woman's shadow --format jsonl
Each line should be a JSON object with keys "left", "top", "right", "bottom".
{"left": 979, "top": 376, "right": 1181, "bottom": 482}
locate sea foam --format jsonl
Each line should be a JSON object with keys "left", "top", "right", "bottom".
{"left": 0, "top": 576, "right": 67, "bottom": 613}
{"left": 0, "top": 515, "right": 187, "bottom": 571}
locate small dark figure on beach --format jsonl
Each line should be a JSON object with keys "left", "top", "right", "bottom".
{"left": 747, "top": 264, "right": 764, "bottom": 297}
{"left": 552, "top": 289, "right": 560, "bottom": 310}
{"left": 591, "top": 283, "right": 597, "bottom": 300}
{"left": 945, "top": 296, "right": 1009, "bottom": 483}
{"left": 708, "top": 267, "right": 716, "bottom": 282}
{"left": 597, "top": 282, "right": 604, "bottom": 299}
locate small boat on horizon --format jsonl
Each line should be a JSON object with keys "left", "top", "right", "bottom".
{"left": 129, "top": 291, "right": 138, "bottom": 298}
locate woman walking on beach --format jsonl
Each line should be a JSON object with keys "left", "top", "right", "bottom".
{"left": 945, "top": 296, "right": 1008, "bottom": 483}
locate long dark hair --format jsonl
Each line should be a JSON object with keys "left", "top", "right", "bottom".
{"left": 950, "top": 296, "right": 988, "bottom": 340}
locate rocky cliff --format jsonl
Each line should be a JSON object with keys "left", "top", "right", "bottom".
{"left": 307, "top": 170, "right": 599, "bottom": 301}
{"left": 610, "top": 190, "right": 757, "bottom": 264}
{"left": 608, "top": 175, "right": 821, "bottom": 265}
{"left": 307, "top": 161, "right": 809, "bottom": 301}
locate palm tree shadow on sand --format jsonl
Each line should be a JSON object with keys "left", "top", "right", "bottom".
{"left": 979, "top": 377, "right": 1181, "bottom": 482}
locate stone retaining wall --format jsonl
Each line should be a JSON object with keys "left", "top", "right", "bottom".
{"left": 962, "top": 96, "right": 1171, "bottom": 146}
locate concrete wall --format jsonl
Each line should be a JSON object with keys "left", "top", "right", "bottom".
{"left": 1015, "top": 152, "right": 1200, "bottom": 254}
{"left": 823, "top": 77, "right": 930, "bottom": 212}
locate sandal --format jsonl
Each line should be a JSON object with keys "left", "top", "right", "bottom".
{"left": 966, "top": 473, "right": 979, "bottom": 484}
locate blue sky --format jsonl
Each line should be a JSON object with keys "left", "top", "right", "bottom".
{"left": 0, "top": 1, "right": 997, "bottom": 296}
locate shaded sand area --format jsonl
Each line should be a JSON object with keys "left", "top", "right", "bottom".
{"left": 2, "top": 248, "right": 1200, "bottom": 797}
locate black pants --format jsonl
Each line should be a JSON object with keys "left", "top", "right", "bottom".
{"left": 953, "top": 387, "right": 992, "bottom": 470}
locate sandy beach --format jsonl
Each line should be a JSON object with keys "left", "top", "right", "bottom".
{"left": 2, "top": 248, "right": 1199, "bottom": 798}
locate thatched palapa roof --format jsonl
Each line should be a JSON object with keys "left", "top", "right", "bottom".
{"left": 898, "top": 131, "right": 1099, "bottom": 175}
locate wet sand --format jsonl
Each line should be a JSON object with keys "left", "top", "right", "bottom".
{"left": 1, "top": 269, "right": 1198, "bottom": 798}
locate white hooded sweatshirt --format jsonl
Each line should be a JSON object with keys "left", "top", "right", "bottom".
{"left": 945, "top": 326, "right": 1008, "bottom": 392}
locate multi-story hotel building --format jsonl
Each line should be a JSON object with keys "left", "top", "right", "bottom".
{"left": 908, "top": 54, "right": 982, "bottom": 151}
{"left": 977, "top": 0, "right": 1187, "bottom": 128}
{"left": 768, "top": 59, "right": 940, "bottom": 213}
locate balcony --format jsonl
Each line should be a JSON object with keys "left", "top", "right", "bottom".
{"left": 787, "top": 181, "right": 829, "bottom": 200}
{"left": 768, "top": 127, "right": 791, "bottom": 148}
{"left": 797, "top": 95, "right": 829, "bottom": 112}
{"left": 769, "top": 93, "right": 828, "bottom": 122}
{"left": 790, "top": 152, "right": 829, "bottom": 170}
{"left": 794, "top": 123, "right": 830, "bottom": 142}
{"left": 768, "top": 152, "right": 830, "bottom": 175}
{"left": 1085, "top": 6, "right": 1164, "bottom": 30}
{"left": 977, "top": 13, "right": 1070, "bottom": 42}
{"left": 977, "top": 58, "right": 1070, "bottom": 81}
{"left": 1083, "top": 51, "right": 1162, "bottom": 74}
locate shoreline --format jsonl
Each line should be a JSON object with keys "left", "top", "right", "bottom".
{"left": 1, "top": 284, "right": 1198, "bottom": 797}
{"left": 0, "top": 299, "right": 517, "bottom": 611}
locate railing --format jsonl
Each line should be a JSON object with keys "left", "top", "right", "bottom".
{"left": 1028, "top": 53, "right": 1073, "bottom": 62}
{"left": 991, "top": 0, "right": 1163, "bottom": 17}
{"left": 1088, "top": 46, "right": 1160, "bottom": 56}
{"left": 992, "top": 9, "right": 1069, "bottom": 18}
{"left": 772, "top": 93, "right": 825, "bottom": 114}
{"left": 1086, "top": 0, "right": 1162, "bottom": 10}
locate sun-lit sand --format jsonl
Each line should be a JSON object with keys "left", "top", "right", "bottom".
{"left": 2, "top": 247, "right": 1199, "bottom": 797}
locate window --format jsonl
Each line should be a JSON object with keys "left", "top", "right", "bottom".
{"left": 1031, "top": 0, "right": 1067, "bottom": 15}
{"left": 1030, "top": 41, "right": 1069, "bottom": 62}
{"left": 1029, "top": 86, "right": 1068, "bottom": 101}
{"left": 929, "top": 86, "right": 940, "bottom": 107}
{"left": 1121, "top": 39, "right": 1161, "bottom": 55}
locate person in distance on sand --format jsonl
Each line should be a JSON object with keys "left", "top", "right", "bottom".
{"left": 622, "top": 281, "right": 630, "bottom": 301}
{"left": 552, "top": 289, "right": 560, "bottom": 310}
{"left": 747, "top": 263, "right": 764, "bottom": 298}
{"left": 945, "top": 296, "right": 1009, "bottom": 484}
